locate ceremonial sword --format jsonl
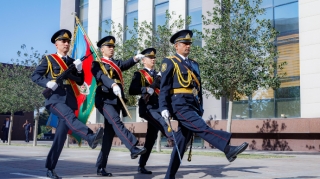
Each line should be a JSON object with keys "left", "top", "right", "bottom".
{"left": 165, "top": 117, "right": 182, "bottom": 164}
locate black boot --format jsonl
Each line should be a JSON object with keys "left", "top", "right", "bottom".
{"left": 225, "top": 142, "right": 248, "bottom": 162}
{"left": 97, "top": 168, "right": 112, "bottom": 176}
{"left": 46, "top": 169, "right": 59, "bottom": 179}
{"left": 130, "top": 146, "right": 147, "bottom": 159}
{"left": 87, "top": 127, "right": 104, "bottom": 149}
{"left": 138, "top": 166, "right": 152, "bottom": 174}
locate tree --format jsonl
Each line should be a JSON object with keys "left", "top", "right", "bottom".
{"left": 103, "top": 11, "right": 202, "bottom": 106}
{"left": 17, "top": 45, "right": 47, "bottom": 146}
{"left": 0, "top": 44, "right": 46, "bottom": 145}
{"left": 37, "top": 108, "right": 51, "bottom": 137}
{"left": 201, "top": 0, "right": 286, "bottom": 132}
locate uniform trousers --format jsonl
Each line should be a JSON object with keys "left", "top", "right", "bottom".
{"left": 25, "top": 130, "right": 30, "bottom": 142}
{"left": 139, "top": 110, "right": 173, "bottom": 167}
{"left": 165, "top": 106, "right": 232, "bottom": 179}
{"left": 46, "top": 103, "right": 92, "bottom": 170}
{"left": 96, "top": 103, "right": 138, "bottom": 168}
{"left": 2, "top": 128, "right": 9, "bottom": 142}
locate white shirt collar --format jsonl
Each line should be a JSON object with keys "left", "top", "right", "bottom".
{"left": 103, "top": 56, "right": 113, "bottom": 60}
{"left": 177, "top": 53, "right": 188, "bottom": 60}
{"left": 144, "top": 67, "right": 154, "bottom": 72}
{"left": 57, "top": 53, "right": 67, "bottom": 59}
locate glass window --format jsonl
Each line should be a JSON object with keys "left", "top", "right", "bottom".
{"left": 275, "top": 86, "right": 300, "bottom": 118}
{"left": 154, "top": 0, "right": 169, "bottom": 30}
{"left": 258, "top": 7, "right": 273, "bottom": 25}
{"left": 100, "top": 0, "right": 112, "bottom": 38}
{"left": 125, "top": 0, "right": 138, "bottom": 40}
{"left": 274, "top": 2, "right": 299, "bottom": 36}
{"left": 275, "top": 1, "right": 300, "bottom": 118}
{"left": 127, "top": 0, "right": 138, "bottom": 12}
{"left": 252, "top": 7, "right": 273, "bottom": 35}
{"left": 79, "top": 0, "right": 88, "bottom": 33}
{"left": 260, "top": 0, "right": 273, "bottom": 8}
{"left": 125, "top": 11, "right": 138, "bottom": 39}
{"left": 251, "top": 99, "right": 275, "bottom": 118}
{"left": 187, "top": 0, "right": 202, "bottom": 46}
{"left": 232, "top": 101, "right": 250, "bottom": 119}
{"left": 155, "top": 0, "right": 168, "bottom": 4}
{"left": 188, "top": 0, "right": 202, "bottom": 26}
{"left": 274, "top": 0, "right": 297, "bottom": 6}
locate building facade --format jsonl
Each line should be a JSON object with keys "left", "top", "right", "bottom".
{"left": 59, "top": 0, "right": 320, "bottom": 151}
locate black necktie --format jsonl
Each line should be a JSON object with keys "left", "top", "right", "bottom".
{"left": 150, "top": 69, "right": 154, "bottom": 75}
{"left": 185, "top": 58, "right": 191, "bottom": 67}
{"left": 62, "top": 56, "right": 67, "bottom": 62}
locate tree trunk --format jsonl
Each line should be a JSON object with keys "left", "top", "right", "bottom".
{"left": 33, "top": 108, "right": 40, "bottom": 147}
{"left": 7, "top": 113, "right": 14, "bottom": 145}
{"left": 227, "top": 90, "right": 234, "bottom": 132}
{"left": 156, "top": 131, "right": 161, "bottom": 152}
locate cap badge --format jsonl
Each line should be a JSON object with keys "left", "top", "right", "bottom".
{"left": 62, "top": 32, "right": 70, "bottom": 39}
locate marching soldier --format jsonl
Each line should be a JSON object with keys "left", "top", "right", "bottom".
{"left": 129, "top": 48, "right": 175, "bottom": 174}
{"left": 91, "top": 36, "right": 146, "bottom": 176}
{"left": 31, "top": 29, "right": 103, "bottom": 179}
{"left": 159, "top": 30, "right": 249, "bottom": 179}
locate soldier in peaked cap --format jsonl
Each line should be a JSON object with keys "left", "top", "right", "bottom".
{"left": 159, "top": 30, "right": 249, "bottom": 179}
{"left": 92, "top": 35, "right": 147, "bottom": 176}
{"left": 129, "top": 48, "right": 179, "bottom": 174}
{"left": 50, "top": 29, "right": 72, "bottom": 43}
{"left": 31, "top": 29, "right": 103, "bottom": 179}
{"left": 96, "top": 35, "right": 116, "bottom": 48}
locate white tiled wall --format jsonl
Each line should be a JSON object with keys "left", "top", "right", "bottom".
{"left": 87, "top": 0, "right": 100, "bottom": 45}
{"left": 300, "top": 0, "right": 320, "bottom": 117}
{"left": 111, "top": 0, "right": 125, "bottom": 40}
{"left": 60, "top": 0, "right": 76, "bottom": 32}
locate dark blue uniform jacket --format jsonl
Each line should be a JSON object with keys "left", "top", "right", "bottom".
{"left": 91, "top": 57, "right": 137, "bottom": 107}
{"left": 129, "top": 69, "right": 160, "bottom": 117}
{"left": 31, "top": 55, "right": 84, "bottom": 110}
{"left": 159, "top": 54, "right": 204, "bottom": 116}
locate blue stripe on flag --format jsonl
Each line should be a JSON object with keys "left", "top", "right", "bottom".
{"left": 71, "top": 26, "right": 87, "bottom": 59}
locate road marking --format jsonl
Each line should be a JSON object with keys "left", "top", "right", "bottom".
{"left": 10, "top": 173, "right": 48, "bottom": 178}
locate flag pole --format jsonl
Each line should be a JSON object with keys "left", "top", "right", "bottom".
{"left": 73, "top": 14, "right": 102, "bottom": 62}
{"left": 72, "top": 13, "right": 132, "bottom": 120}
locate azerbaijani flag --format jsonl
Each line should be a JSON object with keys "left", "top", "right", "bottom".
{"left": 69, "top": 24, "right": 98, "bottom": 145}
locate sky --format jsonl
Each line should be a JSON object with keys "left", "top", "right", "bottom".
{"left": 0, "top": 0, "right": 61, "bottom": 63}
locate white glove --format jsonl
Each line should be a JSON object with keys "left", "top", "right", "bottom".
{"left": 161, "top": 110, "right": 170, "bottom": 120}
{"left": 112, "top": 84, "right": 122, "bottom": 98}
{"left": 134, "top": 54, "right": 145, "bottom": 62}
{"left": 73, "top": 59, "right": 82, "bottom": 71}
{"left": 147, "top": 87, "right": 154, "bottom": 95}
{"left": 46, "top": 81, "right": 58, "bottom": 91}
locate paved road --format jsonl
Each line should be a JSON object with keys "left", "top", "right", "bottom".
{"left": 0, "top": 141, "right": 320, "bottom": 179}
